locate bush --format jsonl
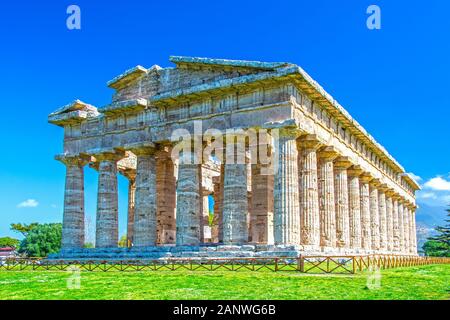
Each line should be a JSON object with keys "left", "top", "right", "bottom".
{"left": 18, "top": 223, "right": 62, "bottom": 257}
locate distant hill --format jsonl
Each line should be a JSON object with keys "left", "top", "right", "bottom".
{"left": 415, "top": 202, "right": 447, "bottom": 252}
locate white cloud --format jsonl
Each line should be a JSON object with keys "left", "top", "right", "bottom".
{"left": 424, "top": 177, "right": 450, "bottom": 191}
{"left": 17, "top": 199, "right": 39, "bottom": 208}
{"left": 417, "top": 192, "right": 437, "bottom": 199}
{"left": 407, "top": 172, "right": 422, "bottom": 183}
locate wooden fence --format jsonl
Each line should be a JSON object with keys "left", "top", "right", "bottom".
{"left": 0, "top": 255, "right": 448, "bottom": 274}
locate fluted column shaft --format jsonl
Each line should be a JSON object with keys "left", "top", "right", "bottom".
{"left": 317, "top": 147, "right": 338, "bottom": 249}
{"left": 133, "top": 147, "right": 157, "bottom": 247}
{"left": 223, "top": 161, "right": 249, "bottom": 244}
{"left": 369, "top": 181, "right": 380, "bottom": 251}
{"left": 403, "top": 205, "right": 410, "bottom": 254}
{"left": 378, "top": 186, "right": 388, "bottom": 252}
{"left": 385, "top": 192, "right": 394, "bottom": 252}
{"left": 398, "top": 201, "right": 405, "bottom": 252}
{"left": 95, "top": 152, "right": 124, "bottom": 248}
{"left": 58, "top": 155, "right": 90, "bottom": 249}
{"left": 273, "top": 128, "right": 300, "bottom": 245}
{"left": 334, "top": 157, "right": 352, "bottom": 249}
{"left": 392, "top": 198, "right": 400, "bottom": 251}
{"left": 359, "top": 174, "right": 372, "bottom": 251}
{"left": 348, "top": 166, "right": 363, "bottom": 250}
{"left": 410, "top": 208, "right": 418, "bottom": 254}
{"left": 176, "top": 150, "right": 202, "bottom": 246}
{"left": 298, "top": 135, "right": 321, "bottom": 248}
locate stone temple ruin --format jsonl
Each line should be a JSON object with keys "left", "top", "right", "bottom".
{"left": 48, "top": 56, "right": 420, "bottom": 259}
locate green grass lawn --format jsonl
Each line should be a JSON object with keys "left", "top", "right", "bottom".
{"left": 0, "top": 264, "right": 449, "bottom": 300}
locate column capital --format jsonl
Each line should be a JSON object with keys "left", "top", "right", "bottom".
{"left": 298, "top": 134, "right": 322, "bottom": 150}
{"left": 385, "top": 188, "right": 396, "bottom": 197}
{"left": 119, "top": 168, "right": 136, "bottom": 181}
{"left": 359, "top": 172, "right": 374, "bottom": 183}
{"left": 391, "top": 193, "right": 402, "bottom": 201}
{"left": 378, "top": 183, "right": 389, "bottom": 192}
{"left": 88, "top": 148, "right": 126, "bottom": 162}
{"left": 55, "top": 153, "right": 92, "bottom": 166}
{"left": 125, "top": 142, "right": 156, "bottom": 156}
{"left": 317, "top": 146, "right": 339, "bottom": 161}
{"left": 334, "top": 156, "right": 353, "bottom": 169}
{"left": 369, "top": 178, "right": 381, "bottom": 187}
{"left": 276, "top": 126, "right": 302, "bottom": 139}
{"left": 348, "top": 165, "right": 363, "bottom": 177}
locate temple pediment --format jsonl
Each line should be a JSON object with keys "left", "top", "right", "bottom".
{"left": 48, "top": 99, "right": 99, "bottom": 126}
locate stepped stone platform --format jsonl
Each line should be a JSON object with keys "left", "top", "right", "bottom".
{"left": 48, "top": 245, "right": 306, "bottom": 261}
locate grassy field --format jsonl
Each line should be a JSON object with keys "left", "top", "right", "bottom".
{"left": 0, "top": 264, "right": 449, "bottom": 300}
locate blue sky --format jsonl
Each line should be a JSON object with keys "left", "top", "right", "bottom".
{"left": 0, "top": 1, "right": 449, "bottom": 239}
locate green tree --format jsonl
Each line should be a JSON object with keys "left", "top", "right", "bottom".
{"left": 18, "top": 223, "right": 62, "bottom": 257}
{"left": 10, "top": 223, "right": 39, "bottom": 237}
{"left": 118, "top": 235, "right": 128, "bottom": 247}
{"left": 0, "top": 237, "right": 20, "bottom": 248}
{"left": 422, "top": 207, "right": 450, "bottom": 257}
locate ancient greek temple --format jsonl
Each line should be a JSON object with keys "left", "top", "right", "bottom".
{"left": 48, "top": 56, "right": 419, "bottom": 259}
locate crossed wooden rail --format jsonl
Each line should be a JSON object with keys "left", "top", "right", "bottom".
{"left": 0, "top": 255, "right": 448, "bottom": 274}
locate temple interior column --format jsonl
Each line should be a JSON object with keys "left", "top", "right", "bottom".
{"left": 359, "top": 173, "right": 372, "bottom": 252}
{"left": 273, "top": 128, "right": 301, "bottom": 245}
{"left": 298, "top": 135, "right": 321, "bottom": 251}
{"left": 369, "top": 179, "right": 380, "bottom": 252}
{"left": 378, "top": 184, "right": 388, "bottom": 252}
{"left": 132, "top": 145, "right": 157, "bottom": 247}
{"left": 317, "top": 147, "right": 339, "bottom": 251}
{"left": 222, "top": 134, "right": 249, "bottom": 245}
{"left": 94, "top": 151, "right": 125, "bottom": 248}
{"left": 124, "top": 171, "right": 136, "bottom": 247}
{"left": 392, "top": 196, "right": 401, "bottom": 252}
{"left": 176, "top": 146, "right": 202, "bottom": 246}
{"left": 156, "top": 148, "right": 177, "bottom": 244}
{"left": 211, "top": 169, "right": 224, "bottom": 243}
{"left": 57, "top": 154, "right": 90, "bottom": 249}
{"left": 334, "top": 157, "right": 352, "bottom": 250}
{"left": 385, "top": 189, "right": 395, "bottom": 253}
{"left": 348, "top": 165, "right": 363, "bottom": 251}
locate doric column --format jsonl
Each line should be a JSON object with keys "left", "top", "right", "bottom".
{"left": 121, "top": 170, "right": 136, "bottom": 247}
{"left": 378, "top": 184, "right": 388, "bottom": 252}
{"left": 347, "top": 165, "right": 363, "bottom": 250}
{"left": 156, "top": 148, "right": 177, "bottom": 244}
{"left": 334, "top": 157, "right": 352, "bottom": 249}
{"left": 94, "top": 150, "right": 125, "bottom": 248}
{"left": 392, "top": 195, "right": 401, "bottom": 252}
{"left": 212, "top": 166, "right": 224, "bottom": 243}
{"left": 410, "top": 206, "right": 418, "bottom": 255}
{"left": 317, "top": 147, "right": 339, "bottom": 250}
{"left": 56, "top": 154, "right": 91, "bottom": 249}
{"left": 298, "top": 135, "right": 321, "bottom": 249}
{"left": 130, "top": 144, "right": 157, "bottom": 247}
{"left": 369, "top": 179, "right": 380, "bottom": 251}
{"left": 385, "top": 189, "right": 395, "bottom": 252}
{"left": 397, "top": 200, "right": 405, "bottom": 253}
{"left": 359, "top": 173, "right": 373, "bottom": 251}
{"left": 273, "top": 127, "right": 301, "bottom": 245}
{"left": 176, "top": 146, "right": 202, "bottom": 246}
{"left": 403, "top": 203, "right": 411, "bottom": 254}
{"left": 222, "top": 135, "right": 249, "bottom": 245}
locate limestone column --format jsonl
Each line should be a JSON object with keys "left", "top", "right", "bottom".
{"left": 378, "top": 184, "right": 388, "bottom": 252}
{"left": 334, "top": 157, "right": 352, "bottom": 249}
{"left": 273, "top": 128, "right": 301, "bottom": 245}
{"left": 131, "top": 145, "right": 157, "bottom": 247}
{"left": 397, "top": 200, "right": 405, "bottom": 253}
{"left": 124, "top": 171, "right": 136, "bottom": 246}
{"left": 392, "top": 196, "right": 401, "bottom": 252}
{"left": 403, "top": 203, "right": 411, "bottom": 254}
{"left": 212, "top": 168, "right": 224, "bottom": 243}
{"left": 222, "top": 134, "right": 249, "bottom": 245}
{"left": 298, "top": 135, "right": 321, "bottom": 249}
{"left": 156, "top": 148, "right": 177, "bottom": 244}
{"left": 176, "top": 147, "right": 202, "bottom": 246}
{"left": 317, "top": 147, "right": 339, "bottom": 250}
{"left": 369, "top": 179, "right": 380, "bottom": 251}
{"left": 347, "top": 165, "right": 363, "bottom": 251}
{"left": 385, "top": 189, "right": 395, "bottom": 253}
{"left": 57, "top": 154, "right": 91, "bottom": 249}
{"left": 94, "top": 150, "right": 125, "bottom": 248}
{"left": 359, "top": 173, "right": 373, "bottom": 251}
{"left": 410, "top": 206, "right": 418, "bottom": 255}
